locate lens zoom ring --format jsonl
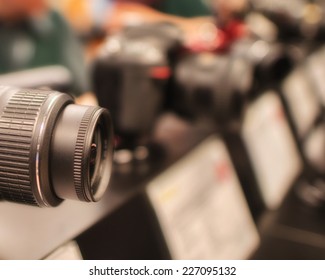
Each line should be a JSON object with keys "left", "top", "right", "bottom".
{"left": 0, "top": 90, "right": 48, "bottom": 205}
{"left": 74, "top": 108, "right": 95, "bottom": 202}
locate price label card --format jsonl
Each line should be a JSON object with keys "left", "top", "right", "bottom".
{"left": 307, "top": 50, "right": 325, "bottom": 106}
{"left": 147, "top": 137, "right": 259, "bottom": 260}
{"left": 45, "top": 241, "right": 83, "bottom": 260}
{"left": 242, "top": 92, "right": 302, "bottom": 210}
{"left": 303, "top": 124, "right": 325, "bottom": 173}
{"left": 282, "top": 68, "right": 320, "bottom": 137}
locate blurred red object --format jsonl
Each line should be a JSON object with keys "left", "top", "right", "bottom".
{"left": 185, "top": 19, "right": 247, "bottom": 53}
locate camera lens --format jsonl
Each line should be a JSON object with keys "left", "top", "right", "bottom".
{"left": 0, "top": 86, "right": 114, "bottom": 207}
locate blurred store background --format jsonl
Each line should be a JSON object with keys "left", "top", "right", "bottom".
{"left": 0, "top": 0, "right": 324, "bottom": 260}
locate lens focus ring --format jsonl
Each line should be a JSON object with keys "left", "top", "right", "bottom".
{"left": 0, "top": 90, "right": 49, "bottom": 206}
{"left": 74, "top": 107, "right": 96, "bottom": 202}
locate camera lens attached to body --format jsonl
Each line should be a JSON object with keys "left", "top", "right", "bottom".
{"left": 0, "top": 86, "right": 114, "bottom": 207}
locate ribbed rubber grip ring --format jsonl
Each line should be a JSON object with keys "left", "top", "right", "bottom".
{"left": 73, "top": 107, "right": 95, "bottom": 202}
{"left": 0, "top": 90, "right": 48, "bottom": 205}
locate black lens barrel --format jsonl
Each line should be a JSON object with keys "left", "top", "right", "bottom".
{"left": 0, "top": 86, "right": 113, "bottom": 207}
{"left": 50, "top": 104, "right": 113, "bottom": 203}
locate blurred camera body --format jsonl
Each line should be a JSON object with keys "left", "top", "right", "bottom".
{"left": 93, "top": 20, "right": 294, "bottom": 143}
{"left": 249, "top": 0, "right": 325, "bottom": 41}
{"left": 93, "top": 23, "right": 182, "bottom": 150}
{"left": 173, "top": 52, "right": 252, "bottom": 123}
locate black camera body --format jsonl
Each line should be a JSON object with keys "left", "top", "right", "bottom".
{"left": 249, "top": 0, "right": 325, "bottom": 41}
{"left": 231, "top": 38, "right": 294, "bottom": 86}
{"left": 93, "top": 23, "right": 182, "bottom": 150}
{"left": 93, "top": 22, "right": 295, "bottom": 143}
{"left": 172, "top": 52, "right": 252, "bottom": 123}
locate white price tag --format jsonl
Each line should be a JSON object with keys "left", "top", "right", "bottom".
{"left": 303, "top": 124, "right": 325, "bottom": 173}
{"left": 282, "top": 68, "right": 320, "bottom": 137}
{"left": 242, "top": 92, "right": 302, "bottom": 210}
{"left": 307, "top": 50, "right": 325, "bottom": 106}
{"left": 147, "top": 137, "right": 259, "bottom": 260}
{"left": 45, "top": 241, "right": 83, "bottom": 260}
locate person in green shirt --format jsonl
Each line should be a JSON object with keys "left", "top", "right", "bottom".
{"left": 157, "top": 0, "right": 211, "bottom": 18}
{"left": 107, "top": 0, "right": 211, "bottom": 18}
{"left": 0, "top": 0, "right": 97, "bottom": 105}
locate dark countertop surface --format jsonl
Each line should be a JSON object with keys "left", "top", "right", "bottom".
{"left": 253, "top": 189, "right": 325, "bottom": 259}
